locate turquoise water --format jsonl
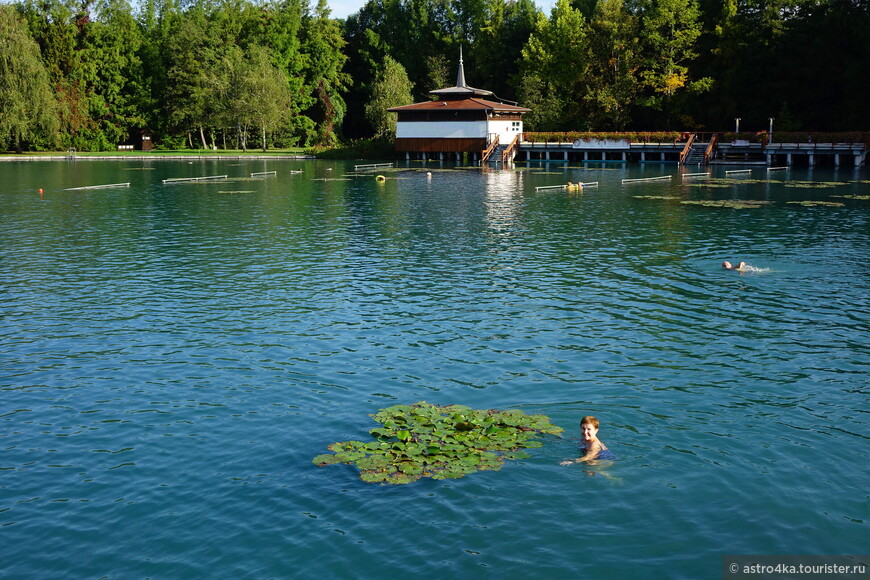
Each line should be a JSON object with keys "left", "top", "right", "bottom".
{"left": 1, "top": 159, "right": 868, "bottom": 578}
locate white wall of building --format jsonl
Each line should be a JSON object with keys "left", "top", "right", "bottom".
{"left": 487, "top": 119, "right": 523, "bottom": 145}
{"left": 395, "top": 121, "right": 488, "bottom": 139}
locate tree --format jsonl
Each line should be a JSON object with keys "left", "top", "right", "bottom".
{"left": 241, "top": 45, "right": 297, "bottom": 150}
{"left": 365, "top": 55, "right": 413, "bottom": 138}
{"left": 250, "top": 0, "right": 314, "bottom": 144}
{"left": 161, "top": 4, "right": 220, "bottom": 148}
{"left": 476, "top": 0, "right": 539, "bottom": 101}
{"left": 634, "top": 0, "right": 709, "bottom": 126}
{"left": 86, "top": 0, "right": 149, "bottom": 145}
{"left": 0, "top": 5, "right": 60, "bottom": 151}
{"left": 18, "top": 0, "right": 93, "bottom": 147}
{"left": 583, "top": 0, "right": 639, "bottom": 129}
{"left": 302, "top": 0, "right": 350, "bottom": 146}
{"left": 518, "top": 0, "right": 591, "bottom": 130}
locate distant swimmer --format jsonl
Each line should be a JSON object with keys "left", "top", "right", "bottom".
{"left": 723, "top": 260, "right": 769, "bottom": 273}
{"left": 722, "top": 260, "right": 746, "bottom": 271}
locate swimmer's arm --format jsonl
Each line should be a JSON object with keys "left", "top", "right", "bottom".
{"left": 559, "top": 443, "right": 601, "bottom": 465}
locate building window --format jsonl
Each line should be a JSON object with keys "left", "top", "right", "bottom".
{"left": 512, "top": 121, "right": 521, "bottom": 131}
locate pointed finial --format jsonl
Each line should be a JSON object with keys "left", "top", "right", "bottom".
{"left": 456, "top": 45, "right": 467, "bottom": 88}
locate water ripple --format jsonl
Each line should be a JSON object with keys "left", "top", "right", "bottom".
{"left": 1, "top": 161, "right": 868, "bottom": 578}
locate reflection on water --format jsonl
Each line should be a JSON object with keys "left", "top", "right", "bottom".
{"left": 1, "top": 160, "right": 868, "bottom": 579}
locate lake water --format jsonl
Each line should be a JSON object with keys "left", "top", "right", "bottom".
{"left": 1, "top": 159, "right": 868, "bottom": 579}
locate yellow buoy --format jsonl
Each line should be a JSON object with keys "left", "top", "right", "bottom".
{"left": 376, "top": 175, "right": 386, "bottom": 182}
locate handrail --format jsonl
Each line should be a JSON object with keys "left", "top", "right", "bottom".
{"left": 502, "top": 134, "right": 521, "bottom": 163}
{"left": 481, "top": 134, "right": 499, "bottom": 164}
{"left": 678, "top": 133, "right": 695, "bottom": 165}
{"left": 703, "top": 133, "right": 719, "bottom": 164}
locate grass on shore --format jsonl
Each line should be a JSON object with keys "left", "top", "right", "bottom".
{"left": 1, "top": 138, "right": 397, "bottom": 160}
{"left": 0, "top": 148, "right": 311, "bottom": 157}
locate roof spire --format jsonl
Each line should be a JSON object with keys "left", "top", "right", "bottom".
{"left": 456, "top": 45, "right": 466, "bottom": 88}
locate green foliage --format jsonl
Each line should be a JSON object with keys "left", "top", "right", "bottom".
{"left": 5, "top": 0, "right": 869, "bottom": 150}
{"left": 313, "top": 401, "right": 563, "bottom": 485}
{"left": 519, "top": 0, "right": 590, "bottom": 131}
{"left": 308, "top": 136, "right": 396, "bottom": 159}
{"left": 0, "top": 5, "right": 60, "bottom": 151}
{"left": 365, "top": 56, "right": 413, "bottom": 138}
{"left": 302, "top": 0, "right": 350, "bottom": 146}
{"left": 584, "top": 0, "right": 640, "bottom": 129}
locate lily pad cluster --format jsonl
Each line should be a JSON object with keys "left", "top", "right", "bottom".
{"left": 633, "top": 196, "right": 773, "bottom": 209}
{"left": 785, "top": 200, "right": 845, "bottom": 207}
{"left": 313, "top": 402, "right": 563, "bottom": 485}
{"left": 680, "top": 199, "right": 773, "bottom": 209}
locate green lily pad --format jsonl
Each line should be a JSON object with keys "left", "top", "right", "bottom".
{"left": 360, "top": 471, "right": 389, "bottom": 483}
{"left": 313, "top": 454, "right": 342, "bottom": 465}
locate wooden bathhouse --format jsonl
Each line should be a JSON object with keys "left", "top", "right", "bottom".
{"left": 388, "top": 50, "right": 530, "bottom": 162}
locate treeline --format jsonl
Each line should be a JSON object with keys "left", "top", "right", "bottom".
{"left": 1, "top": 0, "right": 348, "bottom": 152}
{"left": 1, "top": 0, "right": 868, "bottom": 152}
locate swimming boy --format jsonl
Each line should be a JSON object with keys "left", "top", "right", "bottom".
{"left": 560, "top": 416, "right": 615, "bottom": 465}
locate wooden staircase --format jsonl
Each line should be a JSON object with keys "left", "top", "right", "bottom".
{"left": 481, "top": 134, "right": 500, "bottom": 164}
{"left": 679, "top": 133, "right": 719, "bottom": 165}
{"left": 481, "top": 134, "right": 521, "bottom": 165}
{"left": 501, "top": 134, "right": 521, "bottom": 164}
{"left": 684, "top": 143, "right": 707, "bottom": 164}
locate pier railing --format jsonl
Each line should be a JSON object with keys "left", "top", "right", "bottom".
{"left": 502, "top": 134, "right": 521, "bottom": 163}
{"left": 481, "top": 134, "right": 499, "bottom": 164}
{"left": 678, "top": 133, "right": 696, "bottom": 164}
{"left": 704, "top": 133, "right": 720, "bottom": 164}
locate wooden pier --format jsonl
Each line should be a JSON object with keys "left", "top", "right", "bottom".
{"left": 515, "top": 135, "right": 867, "bottom": 167}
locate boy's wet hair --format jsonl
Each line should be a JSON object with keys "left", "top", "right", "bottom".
{"left": 580, "top": 415, "right": 599, "bottom": 429}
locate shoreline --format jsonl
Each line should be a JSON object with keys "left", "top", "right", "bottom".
{"left": 0, "top": 153, "right": 317, "bottom": 161}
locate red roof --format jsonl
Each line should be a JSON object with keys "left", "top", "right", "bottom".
{"left": 388, "top": 97, "right": 530, "bottom": 114}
